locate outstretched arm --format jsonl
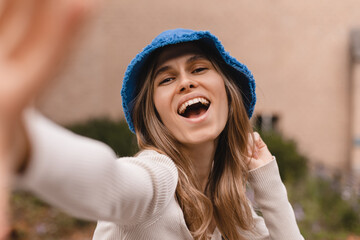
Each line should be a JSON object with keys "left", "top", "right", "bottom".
{"left": 15, "top": 110, "right": 177, "bottom": 225}
{"left": 0, "top": 1, "right": 178, "bottom": 234}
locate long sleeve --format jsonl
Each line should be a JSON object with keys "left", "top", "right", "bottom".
{"left": 14, "top": 110, "right": 178, "bottom": 226}
{"left": 247, "top": 159, "right": 304, "bottom": 240}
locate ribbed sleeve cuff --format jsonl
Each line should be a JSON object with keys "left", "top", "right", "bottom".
{"left": 248, "top": 157, "right": 282, "bottom": 193}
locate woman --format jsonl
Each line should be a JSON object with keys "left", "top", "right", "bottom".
{"left": 0, "top": 1, "right": 304, "bottom": 240}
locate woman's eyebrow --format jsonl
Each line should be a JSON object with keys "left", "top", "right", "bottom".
{"left": 186, "top": 55, "right": 208, "bottom": 64}
{"left": 153, "top": 65, "right": 171, "bottom": 80}
{"left": 153, "top": 55, "right": 208, "bottom": 80}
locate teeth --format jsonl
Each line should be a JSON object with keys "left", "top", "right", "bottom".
{"left": 178, "top": 97, "right": 210, "bottom": 114}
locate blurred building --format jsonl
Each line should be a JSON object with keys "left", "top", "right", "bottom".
{"left": 37, "top": 0, "right": 360, "bottom": 186}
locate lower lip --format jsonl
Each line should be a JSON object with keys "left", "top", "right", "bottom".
{"left": 180, "top": 105, "right": 211, "bottom": 124}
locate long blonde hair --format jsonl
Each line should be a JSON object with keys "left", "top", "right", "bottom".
{"left": 132, "top": 41, "right": 254, "bottom": 240}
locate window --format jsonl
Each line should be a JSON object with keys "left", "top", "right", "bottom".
{"left": 254, "top": 114, "right": 279, "bottom": 132}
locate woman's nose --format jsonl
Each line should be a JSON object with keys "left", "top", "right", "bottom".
{"left": 178, "top": 75, "right": 198, "bottom": 93}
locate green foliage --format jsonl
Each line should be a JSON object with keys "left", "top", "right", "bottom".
{"left": 258, "top": 130, "right": 360, "bottom": 239}
{"left": 258, "top": 130, "right": 308, "bottom": 183}
{"left": 288, "top": 177, "right": 360, "bottom": 239}
{"left": 66, "top": 118, "right": 139, "bottom": 157}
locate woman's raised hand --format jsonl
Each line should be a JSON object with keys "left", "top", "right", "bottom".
{"left": 247, "top": 132, "right": 274, "bottom": 170}
{"left": 0, "top": 0, "right": 95, "bottom": 238}
{"left": 0, "top": 0, "right": 94, "bottom": 121}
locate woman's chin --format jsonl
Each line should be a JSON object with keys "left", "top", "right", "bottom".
{"left": 177, "top": 132, "right": 219, "bottom": 148}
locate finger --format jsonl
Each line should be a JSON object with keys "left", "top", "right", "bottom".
{"left": 248, "top": 132, "right": 265, "bottom": 160}
{"left": 19, "top": 0, "right": 92, "bottom": 59}
{"left": 253, "top": 132, "right": 261, "bottom": 142}
{"left": 0, "top": 0, "right": 30, "bottom": 53}
{"left": 16, "top": 0, "right": 93, "bottom": 103}
{"left": 252, "top": 132, "right": 263, "bottom": 148}
{"left": 0, "top": 0, "right": 18, "bottom": 29}
{"left": 0, "top": 0, "right": 46, "bottom": 57}
{"left": 253, "top": 133, "right": 266, "bottom": 157}
{"left": 0, "top": 0, "right": 95, "bottom": 120}
{"left": 253, "top": 132, "right": 266, "bottom": 149}
{"left": 0, "top": 0, "right": 8, "bottom": 18}
{"left": 9, "top": 0, "right": 55, "bottom": 59}
{"left": 254, "top": 133, "right": 273, "bottom": 161}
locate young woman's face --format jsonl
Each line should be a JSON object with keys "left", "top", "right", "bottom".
{"left": 152, "top": 43, "right": 229, "bottom": 147}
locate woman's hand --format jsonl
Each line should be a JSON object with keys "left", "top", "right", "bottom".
{"left": 247, "top": 132, "right": 273, "bottom": 170}
{"left": 0, "top": 0, "right": 93, "bottom": 121}
{"left": 0, "top": 0, "right": 95, "bottom": 238}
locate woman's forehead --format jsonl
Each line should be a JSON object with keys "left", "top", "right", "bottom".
{"left": 155, "top": 42, "right": 206, "bottom": 67}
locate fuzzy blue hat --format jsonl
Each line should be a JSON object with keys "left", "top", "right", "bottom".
{"left": 121, "top": 28, "right": 256, "bottom": 133}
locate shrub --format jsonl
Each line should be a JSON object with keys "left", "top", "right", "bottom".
{"left": 258, "top": 130, "right": 308, "bottom": 183}
{"left": 288, "top": 176, "right": 360, "bottom": 239}
{"left": 67, "top": 118, "right": 139, "bottom": 157}
{"left": 258, "top": 130, "right": 360, "bottom": 238}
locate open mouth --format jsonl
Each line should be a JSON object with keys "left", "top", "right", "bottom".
{"left": 177, "top": 97, "right": 210, "bottom": 119}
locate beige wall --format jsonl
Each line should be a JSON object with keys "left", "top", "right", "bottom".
{"left": 351, "top": 56, "right": 360, "bottom": 185}
{"left": 37, "top": 0, "right": 360, "bottom": 173}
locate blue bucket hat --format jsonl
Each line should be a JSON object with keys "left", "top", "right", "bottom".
{"left": 121, "top": 28, "right": 256, "bottom": 133}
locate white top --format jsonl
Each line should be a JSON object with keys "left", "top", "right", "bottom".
{"left": 15, "top": 110, "right": 304, "bottom": 240}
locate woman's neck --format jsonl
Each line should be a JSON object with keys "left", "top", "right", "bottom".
{"left": 183, "top": 141, "right": 217, "bottom": 191}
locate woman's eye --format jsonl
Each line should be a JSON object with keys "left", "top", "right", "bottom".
{"left": 192, "top": 67, "right": 208, "bottom": 73}
{"left": 159, "top": 77, "right": 173, "bottom": 85}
